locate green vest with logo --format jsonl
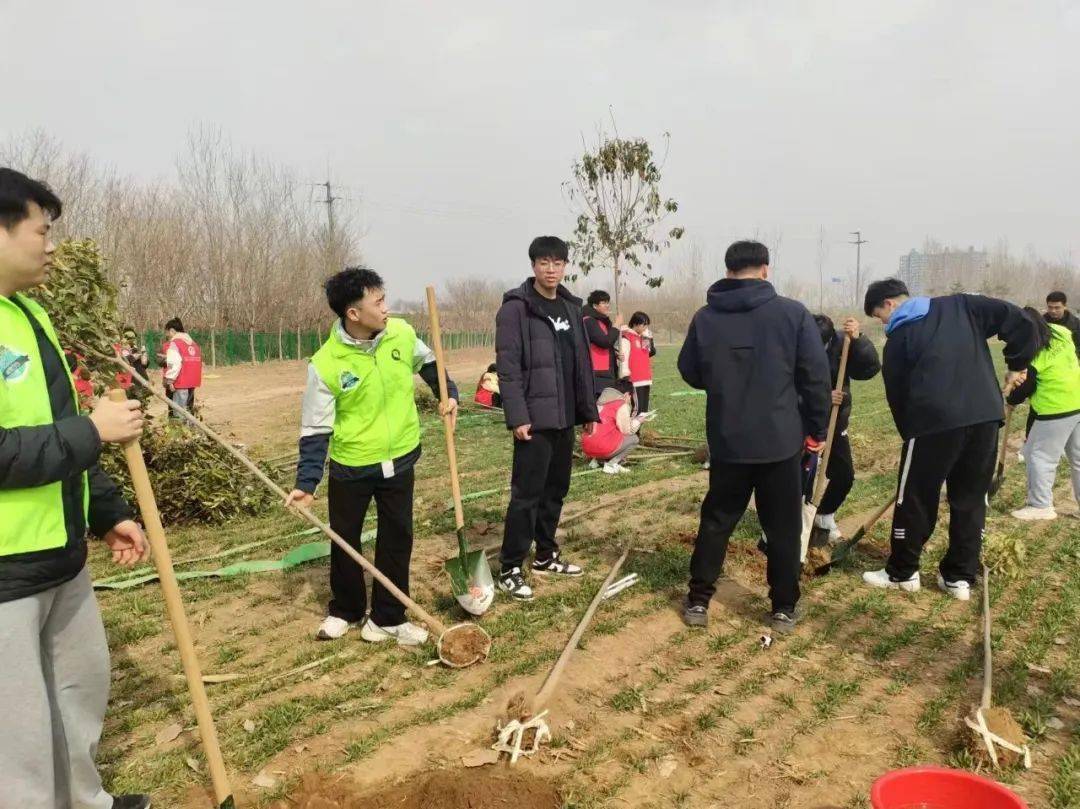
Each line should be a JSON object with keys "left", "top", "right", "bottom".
{"left": 310, "top": 318, "right": 423, "bottom": 466}
{"left": 1031, "top": 323, "right": 1080, "bottom": 417}
{"left": 0, "top": 293, "right": 89, "bottom": 557}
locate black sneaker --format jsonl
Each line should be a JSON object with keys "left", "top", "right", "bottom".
{"left": 532, "top": 552, "right": 583, "bottom": 577}
{"left": 497, "top": 567, "right": 534, "bottom": 601}
{"left": 683, "top": 602, "right": 709, "bottom": 627}
{"left": 112, "top": 796, "right": 152, "bottom": 809}
{"left": 770, "top": 610, "right": 798, "bottom": 634}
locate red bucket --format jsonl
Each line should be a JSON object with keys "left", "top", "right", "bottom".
{"left": 871, "top": 766, "right": 1027, "bottom": 809}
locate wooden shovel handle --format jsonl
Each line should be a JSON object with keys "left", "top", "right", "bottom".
{"left": 102, "top": 360, "right": 448, "bottom": 636}
{"left": 425, "top": 286, "right": 466, "bottom": 531}
{"left": 813, "top": 334, "right": 851, "bottom": 504}
{"left": 107, "top": 389, "right": 234, "bottom": 806}
{"left": 532, "top": 548, "right": 630, "bottom": 713}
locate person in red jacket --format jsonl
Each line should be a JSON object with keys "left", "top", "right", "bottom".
{"left": 583, "top": 290, "right": 624, "bottom": 397}
{"left": 582, "top": 383, "right": 649, "bottom": 474}
{"left": 619, "top": 311, "right": 657, "bottom": 414}
{"left": 162, "top": 317, "right": 202, "bottom": 416}
{"left": 474, "top": 363, "right": 501, "bottom": 408}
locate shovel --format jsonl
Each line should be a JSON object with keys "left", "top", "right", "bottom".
{"left": 426, "top": 286, "right": 496, "bottom": 616}
{"left": 801, "top": 334, "right": 851, "bottom": 560}
{"left": 988, "top": 403, "right": 1015, "bottom": 499}
{"left": 813, "top": 494, "right": 896, "bottom": 576}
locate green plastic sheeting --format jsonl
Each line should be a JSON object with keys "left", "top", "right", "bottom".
{"left": 93, "top": 530, "right": 375, "bottom": 590}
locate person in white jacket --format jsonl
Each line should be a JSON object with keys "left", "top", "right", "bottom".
{"left": 582, "top": 385, "right": 652, "bottom": 474}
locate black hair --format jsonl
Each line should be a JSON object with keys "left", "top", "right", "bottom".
{"left": 324, "top": 266, "right": 385, "bottom": 318}
{"left": 164, "top": 317, "right": 184, "bottom": 332}
{"left": 629, "top": 311, "right": 650, "bottom": 327}
{"left": 1023, "top": 306, "right": 1053, "bottom": 352}
{"left": 586, "top": 290, "right": 611, "bottom": 307}
{"left": 0, "top": 168, "right": 62, "bottom": 229}
{"left": 487, "top": 363, "right": 497, "bottom": 373}
{"left": 615, "top": 378, "right": 634, "bottom": 396}
{"left": 1047, "top": 291, "right": 1067, "bottom": 305}
{"left": 863, "top": 278, "right": 909, "bottom": 317}
{"left": 528, "top": 236, "right": 569, "bottom": 264}
{"left": 724, "top": 240, "right": 769, "bottom": 274}
{"left": 813, "top": 314, "right": 835, "bottom": 345}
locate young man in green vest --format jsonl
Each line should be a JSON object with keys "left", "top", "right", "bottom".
{"left": 1, "top": 168, "right": 151, "bottom": 808}
{"left": 286, "top": 267, "right": 458, "bottom": 643}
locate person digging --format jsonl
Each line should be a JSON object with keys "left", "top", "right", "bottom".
{"left": 861, "top": 278, "right": 1037, "bottom": 600}
{"left": 809, "top": 314, "right": 881, "bottom": 542}
{"left": 0, "top": 168, "right": 153, "bottom": 808}
{"left": 285, "top": 267, "right": 459, "bottom": 643}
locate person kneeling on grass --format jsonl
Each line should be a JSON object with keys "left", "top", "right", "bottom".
{"left": 285, "top": 267, "right": 458, "bottom": 644}
{"left": 860, "top": 279, "right": 1036, "bottom": 601}
{"left": 583, "top": 384, "right": 650, "bottom": 474}
{"left": 474, "top": 363, "right": 501, "bottom": 408}
{"left": 1006, "top": 307, "right": 1080, "bottom": 521}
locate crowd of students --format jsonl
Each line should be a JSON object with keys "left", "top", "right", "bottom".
{"left": 3, "top": 165, "right": 1079, "bottom": 805}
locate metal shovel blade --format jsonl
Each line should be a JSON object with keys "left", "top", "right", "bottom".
{"left": 445, "top": 531, "right": 495, "bottom": 616}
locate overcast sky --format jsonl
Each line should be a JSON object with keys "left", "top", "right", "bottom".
{"left": 4, "top": 1, "right": 1079, "bottom": 302}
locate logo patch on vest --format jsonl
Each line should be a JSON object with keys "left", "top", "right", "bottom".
{"left": 391, "top": 348, "right": 402, "bottom": 361}
{"left": 339, "top": 370, "right": 361, "bottom": 391}
{"left": 0, "top": 344, "right": 31, "bottom": 383}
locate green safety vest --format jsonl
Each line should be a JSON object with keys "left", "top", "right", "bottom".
{"left": 1031, "top": 323, "right": 1080, "bottom": 417}
{"left": 310, "top": 318, "right": 423, "bottom": 467}
{"left": 0, "top": 293, "right": 89, "bottom": 557}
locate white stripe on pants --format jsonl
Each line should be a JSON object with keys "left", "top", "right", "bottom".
{"left": 1023, "top": 412, "right": 1080, "bottom": 509}
{"left": 0, "top": 568, "right": 112, "bottom": 809}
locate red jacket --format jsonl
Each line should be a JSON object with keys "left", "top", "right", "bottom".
{"left": 581, "top": 398, "right": 624, "bottom": 459}
{"left": 625, "top": 330, "right": 653, "bottom": 385}
{"left": 166, "top": 334, "right": 203, "bottom": 389}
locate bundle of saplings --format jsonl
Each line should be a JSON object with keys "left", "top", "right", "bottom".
{"left": 31, "top": 239, "right": 276, "bottom": 525}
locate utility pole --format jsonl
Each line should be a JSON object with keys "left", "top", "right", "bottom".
{"left": 850, "top": 230, "right": 868, "bottom": 307}
{"left": 318, "top": 179, "right": 338, "bottom": 242}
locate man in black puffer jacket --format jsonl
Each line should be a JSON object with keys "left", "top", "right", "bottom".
{"left": 861, "top": 278, "right": 1036, "bottom": 601}
{"left": 679, "top": 240, "right": 831, "bottom": 634}
{"left": 494, "top": 236, "right": 599, "bottom": 602}
{"left": 810, "top": 314, "right": 881, "bottom": 540}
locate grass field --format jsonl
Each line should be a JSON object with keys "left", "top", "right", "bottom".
{"left": 92, "top": 341, "right": 1080, "bottom": 808}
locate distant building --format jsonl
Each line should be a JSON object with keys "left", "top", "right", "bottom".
{"left": 898, "top": 247, "right": 987, "bottom": 295}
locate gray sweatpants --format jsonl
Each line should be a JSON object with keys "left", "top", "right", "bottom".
{"left": 0, "top": 568, "right": 113, "bottom": 809}
{"left": 1023, "top": 412, "right": 1080, "bottom": 509}
{"left": 608, "top": 433, "right": 640, "bottom": 465}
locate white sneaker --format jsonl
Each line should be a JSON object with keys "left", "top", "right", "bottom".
{"left": 587, "top": 459, "right": 599, "bottom": 470}
{"left": 1016, "top": 450, "right": 1026, "bottom": 463}
{"left": 814, "top": 513, "right": 842, "bottom": 542}
{"left": 602, "top": 461, "right": 631, "bottom": 474}
{"left": 1011, "top": 505, "right": 1057, "bottom": 521}
{"left": 936, "top": 574, "right": 971, "bottom": 601}
{"left": 862, "top": 569, "right": 921, "bottom": 592}
{"left": 316, "top": 615, "right": 351, "bottom": 640}
{"left": 360, "top": 619, "right": 429, "bottom": 646}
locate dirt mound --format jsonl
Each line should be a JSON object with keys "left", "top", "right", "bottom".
{"left": 440, "top": 623, "right": 492, "bottom": 667}
{"left": 278, "top": 769, "right": 561, "bottom": 809}
{"left": 967, "top": 706, "right": 1028, "bottom": 768}
{"left": 803, "top": 546, "right": 833, "bottom": 577}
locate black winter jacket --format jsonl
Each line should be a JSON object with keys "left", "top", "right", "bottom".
{"left": 882, "top": 294, "right": 1037, "bottom": 440}
{"left": 495, "top": 281, "right": 599, "bottom": 431}
{"left": 0, "top": 297, "right": 132, "bottom": 603}
{"left": 824, "top": 332, "right": 881, "bottom": 435}
{"left": 678, "top": 278, "right": 832, "bottom": 463}
{"left": 582, "top": 305, "right": 620, "bottom": 379}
